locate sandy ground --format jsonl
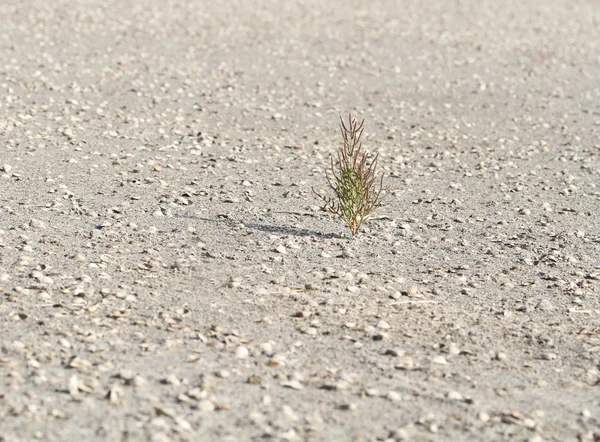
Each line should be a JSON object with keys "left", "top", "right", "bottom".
{"left": 1, "top": 0, "right": 600, "bottom": 441}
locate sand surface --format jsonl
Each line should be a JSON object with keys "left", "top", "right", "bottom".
{"left": 1, "top": 0, "right": 600, "bottom": 440}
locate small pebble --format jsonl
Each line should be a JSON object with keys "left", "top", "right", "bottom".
{"left": 377, "top": 320, "right": 391, "bottom": 330}
{"left": 235, "top": 346, "right": 249, "bottom": 359}
{"left": 431, "top": 355, "right": 448, "bottom": 365}
{"left": 386, "top": 391, "right": 402, "bottom": 402}
{"left": 133, "top": 376, "right": 147, "bottom": 388}
{"left": 162, "top": 374, "right": 180, "bottom": 386}
{"left": 395, "top": 357, "right": 415, "bottom": 370}
{"left": 29, "top": 219, "right": 46, "bottom": 229}
{"left": 261, "top": 342, "right": 274, "bottom": 355}
{"left": 68, "top": 375, "right": 79, "bottom": 397}
{"left": 281, "top": 380, "right": 304, "bottom": 390}
{"left": 447, "top": 391, "right": 463, "bottom": 401}
{"left": 384, "top": 348, "right": 404, "bottom": 357}
{"left": 495, "top": 352, "right": 508, "bottom": 362}
{"left": 536, "top": 299, "right": 554, "bottom": 311}
{"left": 197, "top": 400, "right": 215, "bottom": 412}
{"left": 365, "top": 388, "right": 380, "bottom": 397}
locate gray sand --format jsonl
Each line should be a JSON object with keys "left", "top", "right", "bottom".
{"left": 1, "top": 0, "right": 600, "bottom": 440}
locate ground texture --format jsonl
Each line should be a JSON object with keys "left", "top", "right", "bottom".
{"left": 1, "top": 0, "right": 600, "bottom": 441}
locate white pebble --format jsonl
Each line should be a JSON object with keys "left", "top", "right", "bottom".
{"left": 236, "top": 346, "right": 249, "bottom": 359}
{"left": 431, "top": 355, "right": 448, "bottom": 365}
{"left": 386, "top": 391, "right": 402, "bottom": 402}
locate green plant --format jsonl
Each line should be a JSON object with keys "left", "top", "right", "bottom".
{"left": 313, "top": 114, "right": 385, "bottom": 236}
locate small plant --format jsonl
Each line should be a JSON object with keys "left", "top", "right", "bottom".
{"left": 313, "top": 114, "right": 385, "bottom": 236}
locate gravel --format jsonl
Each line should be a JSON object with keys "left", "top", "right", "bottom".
{"left": 1, "top": 0, "right": 600, "bottom": 441}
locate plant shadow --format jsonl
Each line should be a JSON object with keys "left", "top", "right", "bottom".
{"left": 243, "top": 221, "right": 341, "bottom": 239}
{"left": 183, "top": 215, "right": 341, "bottom": 239}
